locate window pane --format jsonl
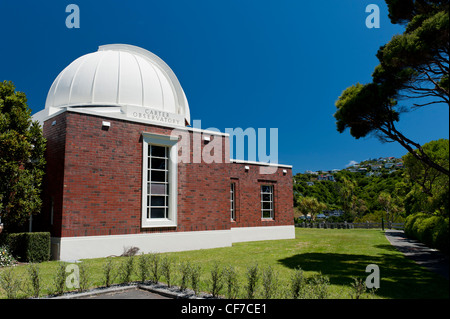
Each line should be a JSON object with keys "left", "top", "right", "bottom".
{"left": 151, "top": 170, "right": 166, "bottom": 182}
{"left": 262, "top": 210, "right": 272, "bottom": 218}
{"left": 262, "top": 194, "right": 271, "bottom": 202}
{"left": 150, "top": 183, "right": 166, "bottom": 195}
{"left": 150, "top": 208, "right": 166, "bottom": 219}
{"left": 151, "top": 157, "right": 166, "bottom": 170}
{"left": 150, "top": 145, "right": 166, "bottom": 157}
{"left": 261, "top": 185, "right": 272, "bottom": 193}
{"left": 151, "top": 196, "right": 166, "bottom": 207}
{"left": 262, "top": 202, "right": 272, "bottom": 210}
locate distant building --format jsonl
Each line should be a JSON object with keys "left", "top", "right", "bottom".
{"left": 318, "top": 174, "right": 334, "bottom": 181}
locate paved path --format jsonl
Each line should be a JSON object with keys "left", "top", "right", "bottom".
{"left": 77, "top": 287, "right": 171, "bottom": 299}
{"left": 385, "top": 229, "right": 449, "bottom": 280}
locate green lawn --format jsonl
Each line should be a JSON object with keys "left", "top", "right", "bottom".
{"left": 1, "top": 228, "right": 448, "bottom": 299}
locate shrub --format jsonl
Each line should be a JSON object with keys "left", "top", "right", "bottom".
{"left": 137, "top": 254, "right": 149, "bottom": 282}
{"left": 0, "top": 267, "right": 23, "bottom": 299}
{"left": 350, "top": 277, "right": 366, "bottom": 299}
{"left": 148, "top": 252, "right": 161, "bottom": 284}
{"left": 290, "top": 266, "right": 305, "bottom": 299}
{"left": 433, "top": 218, "right": 449, "bottom": 254}
{"left": 209, "top": 262, "right": 224, "bottom": 298}
{"left": 78, "top": 262, "right": 91, "bottom": 292}
{"left": 405, "top": 213, "right": 449, "bottom": 253}
{"left": 416, "top": 215, "right": 441, "bottom": 247}
{"left": 189, "top": 263, "right": 202, "bottom": 296}
{"left": 261, "top": 265, "right": 278, "bottom": 299}
{"left": 305, "top": 273, "right": 330, "bottom": 299}
{"left": 245, "top": 263, "right": 259, "bottom": 299}
{"left": 404, "top": 213, "right": 428, "bottom": 239}
{"left": 102, "top": 257, "right": 118, "bottom": 287}
{"left": 118, "top": 256, "right": 135, "bottom": 284}
{"left": 0, "top": 245, "right": 16, "bottom": 267}
{"left": 178, "top": 261, "right": 191, "bottom": 291}
{"left": 52, "top": 262, "right": 67, "bottom": 295}
{"left": 161, "top": 256, "right": 174, "bottom": 287}
{"left": 6, "top": 232, "right": 50, "bottom": 262}
{"left": 27, "top": 263, "right": 41, "bottom": 298}
{"left": 223, "top": 265, "right": 239, "bottom": 299}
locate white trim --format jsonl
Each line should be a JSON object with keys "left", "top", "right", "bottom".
{"left": 231, "top": 158, "right": 292, "bottom": 169}
{"left": 53, "top": 230, "right": 231, "bottom": 260}
{"left": 32, "top": 107, "right": 229, "bottom": 137}
{"left": 51, "top": 226, "right": 296, "bottom": 260}
{"left": 231, "top": 225, "right": 295, "bottom": 243}
{"left": 141, "top": 132, "right": 178, "bottom": 228}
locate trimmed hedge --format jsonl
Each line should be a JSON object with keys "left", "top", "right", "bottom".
{"left": 404, "top": 213, "right": 449, "bottom": 254}
{"left": 6, "top": 232, "right": 51, "bottom": 262}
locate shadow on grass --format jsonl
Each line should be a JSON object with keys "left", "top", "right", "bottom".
{"left": 278, "top": 251, "right": 449, "bottom": 299}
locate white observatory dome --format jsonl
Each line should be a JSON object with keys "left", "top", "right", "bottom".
{"left": 44, "top": 44, "right": 190, "bottom": 125}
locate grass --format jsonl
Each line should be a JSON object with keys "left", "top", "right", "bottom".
{"left": 0, "top": 228, "right": 448, "bottom": 299}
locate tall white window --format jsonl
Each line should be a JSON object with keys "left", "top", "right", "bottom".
{"left": 230, "top": 183, "right": 236, "bottom": 220}
{"left": 261, "top": 185, "right": 274, "bottom": 219}
{"left": 142, "top": 132, "right": 178, "bottom": 228}
{"left": 147, "top": 145, "right": 169, "bottom": 219}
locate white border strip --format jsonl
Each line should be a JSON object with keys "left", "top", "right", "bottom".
{"left": 52, "top": 226, "right": 295, "bottom": 260}
{"left": 231, "top": 159, "right": 292, "bottom": 169}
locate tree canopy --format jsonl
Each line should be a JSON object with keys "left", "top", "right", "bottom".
{"left": 0, "top": 80, "right": 46, "bottom": 230}
{"left": 334, "top": 0, "right": 449, "bottom": 176}
{"left": 294, "top": 139, "right": 449, "bottom": 223}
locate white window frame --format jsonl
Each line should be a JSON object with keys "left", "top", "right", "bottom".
{"left": 141, "top": 132, "right": 178, "bottom": 228}
{"left": 261, "top": 184, "right": 274, "bottom": 219}
{"left": 230, "top": 182, "right": 236, "bottom": 221}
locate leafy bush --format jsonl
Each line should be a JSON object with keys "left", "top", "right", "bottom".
{"left": 178, "top": 261, "right": 191, "bottom": 291}
{"left": 189, "top": 263, "right": 202, "bottom": 296}
{"left": 161, "top": 256, "right": 174, "bottom": 287}
{"left": 0, "top": 267, "right": 23, "bottom": 299}
{"left": 26, "top": 263, "right": 41, "bottom": 298}
{"left": 245, "top": 263, "right": 259, "bottom": 299}
{"left": 102, "top": 257, "right": 118, "bottom": 287}
{"left": 223, "top": 265, "right": 239, "bottom": 299}
{"left": 209, "top": 262, "right": 224, "bottom": 298}
{"left": 404, "top": 213, "right": 428, "bottom": 239}
{"left": 290, "top": 266, "right": 305, "bottom": 299}
{"left": 433, "top": 218, "right": 449, "bottom": 254}
{"left": 405, "top": 212, "right": 449, "bottom": 253}
{"left": 305, "top": 273, "right": 330, "bottom": 299}
{"left": 118, "top": 256, "right": 135, "bottom": 284}
{"left": 0, "top": 245, "right": 16, "bottom": 267}
{"left": 6, "top": 232, "right": 50, "bottom": 262}
{"left": 416, "top": 215, "right": 441, "bottom": 247}
{"left": 261, "top": 265, "right": 278, "bottom": 299}
{"left": 52, "top": 262, "right": 67, "bottom": 295}
{"left": 137, "top": 254, "right": 149, "bottom": 282}
{"left": 148, "top": 252, "right": 161, "bottom": 284}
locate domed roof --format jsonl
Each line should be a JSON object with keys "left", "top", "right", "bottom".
{"left": 45, "top": 44, "right": 190, "bottom": 125}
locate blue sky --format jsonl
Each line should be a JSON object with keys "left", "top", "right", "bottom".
{"left": 1, "top": 0, "right": 448, "bottom": 174}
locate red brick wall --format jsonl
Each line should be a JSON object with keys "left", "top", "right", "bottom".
{"left": 229, "top": 163, "right": 294, "bottom": 228}
{"left": 39, "top": 111, "right": 293, "bottom": 238}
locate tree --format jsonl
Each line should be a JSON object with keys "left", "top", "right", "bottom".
{"left": 403, "top": 139, "right": 449, "bottom": 216}
{"left": 0, "top": 81, "right": 46, "bottom": 230}
{"left": 378, "top": 192, "right": 402, "bottom": 224}
{"left": 295, "top": 196, "right": 327, "bottom": 221}
{"left": 334, "top": 0, "right": 449, "bottom": 176}
{"left": 336, "top": 176, "right": 355, "bottom": 215}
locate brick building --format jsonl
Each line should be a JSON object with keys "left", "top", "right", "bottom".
{"left": 33, "top": 44, "right": 294, "bottom": 260}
